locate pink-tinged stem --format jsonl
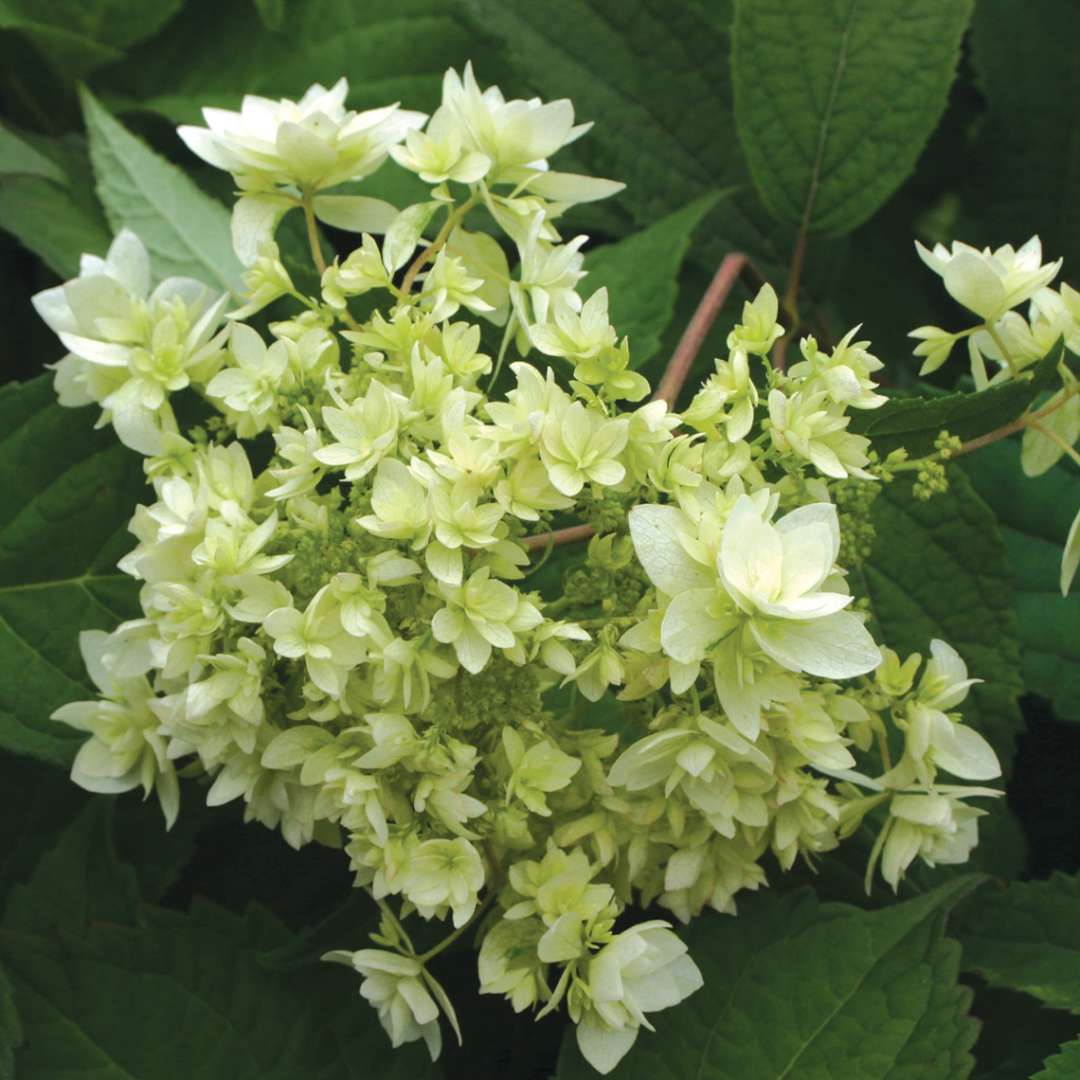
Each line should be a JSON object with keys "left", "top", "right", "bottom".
{"left": 522, "top": 254, "right": 748, "bottom": 556}
{"left": 523, "top": 523, "right": 595, "bottom": 551}
{"left": 653, "top": 252, "right": 748, "bottom": 408}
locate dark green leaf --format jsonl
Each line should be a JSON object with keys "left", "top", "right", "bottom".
{"left": 0, "top": 134, "right": 111, "bottom": 278}
{"left": 81, "top": 86, "right": 244, "bottom": 295}
{"left": 851, "top": 341, "right": 1064, "bottom": 458}
{"left": 0, "top": 376, "right": 145, "bottom": 768}
{"left": 956, "top": 873, "right": 1080, "bottom": 1013}
{"left": 1033, "top": 1038, "right": 1080, "bottom": 1079}
{"left": 968, "top": 0, "right": 1080, "bottom": 271}
{"left": 856, "top": 470, "right": 1026, "bottom": 879}
{"left": 584, "top": 192, "right": 721, "bottom": 367}
{"left": 0, "top": 961, "right": 19, "bottom": 1080}
{"left": 0, "top": 807, "right": 437, "bottom": 1080}
{"left": 0, "top": 0, "right": 184, "bottom": 78}
{"left": 3, "top": 801, "right": 139, "bottom": 937}
{"left": 102, "top": 0, "right": 494, "bottom": 122}
{"left": 0, "top": 125, "right": 66, "bottom": 184}
{"left": 969, "top": 987, "right": 1080, "bottom": 1080}
{"left": 463, "top": 0, "right": 788, "bottom": 277}
{"left": 556, "top": 878, "right": 980, "bottom": 1079}
{"left": 960, "top": 441, "right": 1080, "bottom": 724}
{"left": 731, "top": 0, "right": 972, "bottom": 234}
{"left": 252, "top": 0, "right": 287, "bottom": 32}
{"left": 862, "top": 471, "right": 1024, "bottom": 777}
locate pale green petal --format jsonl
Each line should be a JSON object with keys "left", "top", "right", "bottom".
{"left": 1063, "top": 505, "right": 1080, "bottom": 596}
{"left": 576, "top": 1013, "right": 638, "bottom": 1076}
{"left": 628, "top": 505, "right": 712, "bottom": 595}
{"left": 750, "top": 611, "right": 880, "bottom": 678}
{"left": 660, "top": 588, "right": 724, "bottom": 663}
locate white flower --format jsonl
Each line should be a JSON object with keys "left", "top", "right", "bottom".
{"left": 355, "top": 458, "right": 432, "bottom": 547}
{"left": 205, "top": 322, "right": 288, "bottom": 435}
{"left": 915, "top": 236, "right": 1061, "bottom": 324}
{"left": 179, "top": 78, "right": 425, "bottom": 192}
{"left": 440, "top": 62, "right": 585, "bottom": 182}
{"left": 264, "top": 586, "right": 366, "bottom": 697}
{"left": 512, "top": 213, "right": 588, "bottom": 327}
{"left": 322, "top": 948, "right": 451, "bottom": 1061}
{"left": 431, "top": 568, "right": 542, "bottom": 673}
{"left": 540, "top": 401, "right": 629, "bottom": 496}
{"left": 572, "top": 921, "right": 703, "bottom": 1075}
{"left": 629, "top": 497, "right": 881, "bottom": 683}
{"left": 879, "top": 791, "right": 991, "bottom": 891}
{"left": 390, "top": 105, "right": 492, "bottom": 184}
{"left": 402, "top": 837, "right": 486, "bottom": 926}
{"left": 315, "top": 379, "right": 402, "bottom": 481}
{"left": 726, "top": 284, "right": 783, "bottom": 356}
{"left": 34, "top": 229, "right": 227, "bottom": 454}
{"left": 52, "top": 630, "right": 179, "bottom": 827}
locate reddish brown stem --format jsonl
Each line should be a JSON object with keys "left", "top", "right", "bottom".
{"left": 522, "top": 523, "right": 595, "bottom": 551}
{"left": 653, "top": 252, "right": 748, "bottom": 407}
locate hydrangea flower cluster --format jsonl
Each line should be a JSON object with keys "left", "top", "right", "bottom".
{"left": 38, "top": 66, "right": 1023, "bottom": 1074}
{"left": 910, "top": 237, "right": 1080, "bottom": 594}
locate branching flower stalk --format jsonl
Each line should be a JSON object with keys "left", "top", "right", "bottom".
{"left": 32, "top": 64, "right": 1080, "bottom": 1075}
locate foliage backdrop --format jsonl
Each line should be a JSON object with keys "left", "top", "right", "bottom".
{"left": 1, "top": 1, "right": 1079, "bottom": 1077}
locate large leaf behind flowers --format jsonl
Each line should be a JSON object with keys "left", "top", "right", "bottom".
{"left": 860, "top": 472, "right": 1024, "bottom": 776}
{"left": 0, "top": 801, "right": 438, "bottom": 1080}
{"left": 556, "top": 877, "right": 980, "bottom": 1079}
{"left": 960, "top": 441, "right": 1080, "bottom": 725}
{"left": 81, "top": 86, "right": 244, "bottom": 297}
{"left": 856, "top": 470, "right": 1027, "bottom": 879}
{"left": 731, "top": 0, "right": 972, "bottom": 235}
{"left": 0, "top": 376, "right": 145, "bottom": 767}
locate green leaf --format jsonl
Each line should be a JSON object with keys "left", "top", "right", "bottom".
{"left": 0, "top": 134, "right": 111, "bottom": 278}
{"left": 731, "top": 0, "right": 972, "bottom": 235}
{"left": 0, "top": 807, "right": 437, "bottom": 1080}
{"left": 0, "top": 754, "right": 84, "bottom": 909}
{"left": 855, "top": 470, "right": 1026, "bottom": 880}
{"left": 956, "top": 873, "right": 1080, "bottom": 1014}
{"left": 102, "top": 0, "right": 495, "bottom": 122}
{"left": 0, "top": 125, "right": 67, "bottom": 185}
{"left": 556, "top": 878, "right": 980, "bottom": 1079}
{"left": 3, "top": 801, "right": 139, "bottom": 937}
{"left": 969, "top": 988, "right": 1080, "bottom": 1080}
{"left": 0, "top": 0, "right": 184, "bottom": 78}
{"left": 80, "top": 86, "right": 244, "bottom": 295}
{"left": 960, "top": 441, "right": 1080, "bottom": 724}
{"left": 0, "top": 961, "right": 20, "bottom": 1080}
{"left": 851, "top": 341, "right": 1065, "bottom": 460}
{"left": 0, "top": 376, "right": 145, "bottom": 768}
{"left": 584, "top": 192, "right": 720, "bottom": 368}
{"left": 861, "top": 471, "right": 1024, "bottom": 777}
{"left": 253, "top": 0, "right": 287, "bottom": 32}
{"left": 463, "top": 0, "right": 789, "bottom": 277}
{"left": 1034, "top": 1038, "right": 1080, "bottom": 1079}
{"left": 968, "top": 0, "right": 1080, "bottom": 271}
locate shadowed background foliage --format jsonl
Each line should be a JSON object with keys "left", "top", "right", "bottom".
{"left": 1, "top": 2, "right": 1079, "bottom": 1077}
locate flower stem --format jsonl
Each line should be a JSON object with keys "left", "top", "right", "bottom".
{"left": 775, "top": 229, "right": 808, "bottom": 370}
{"left": 302, "top": 191, "right": 361, "bottom": 331}
{"left": 301, "top": 192, "right": 327, "bottom": 276}
{"left": 523, "top": 523, "right": 595, "bottom": 551}
{"left": 986, "top": 323, "right": 1020, "bottom": 378}
{"left": 891, "top": 379, "right": 1080, "bottom": 471}
{"left": 653, "top": 252, "right": 748, "bottom": 407}
{"left": 1028, "top": 419, "right": 1080, "bottom": 468}
{"left": 414, "top": 890, "right": 497, "bottom": 964}
{"left": 400, "top": 193, "right": 480, "bottom": 296}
